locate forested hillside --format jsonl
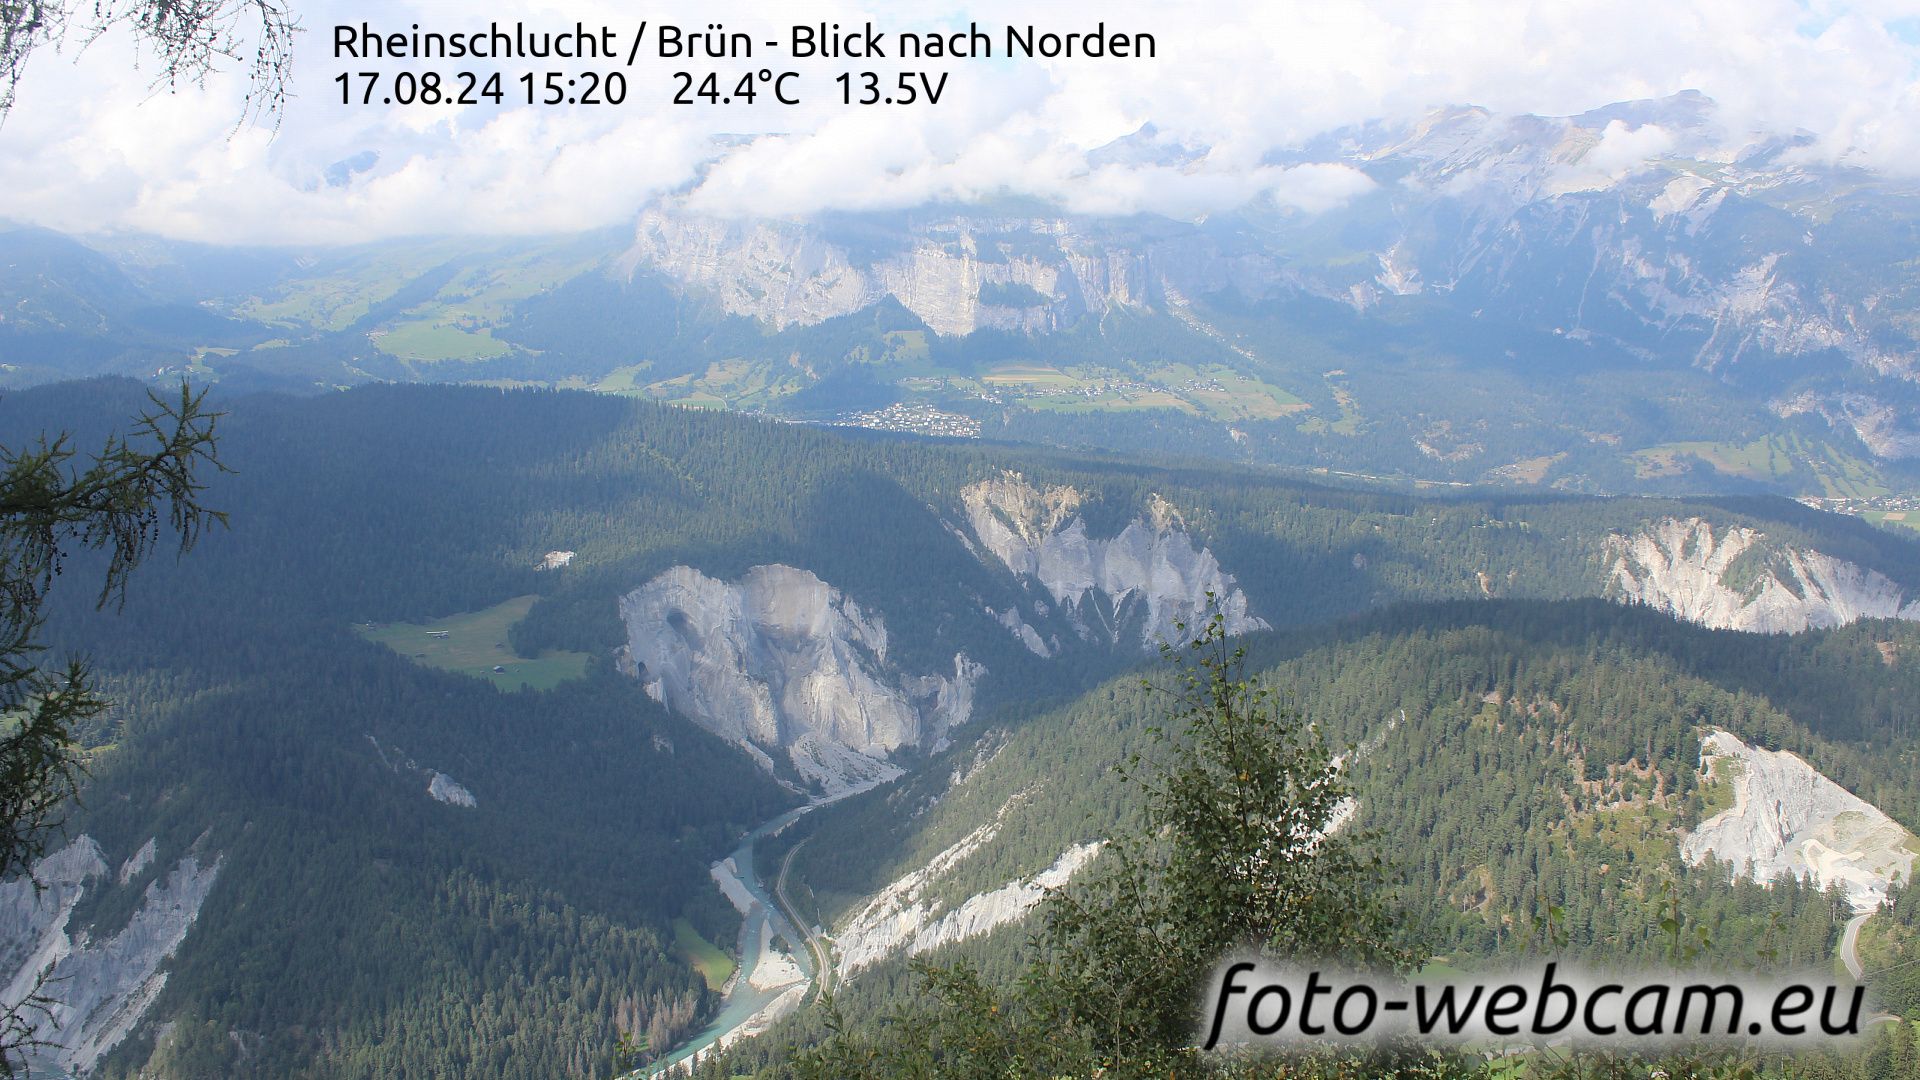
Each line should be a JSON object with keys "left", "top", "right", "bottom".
{"left": 714, "top": 600, "right": 1920, "bottom": 1077}
{"left": 778, "top": 599, "right": 1917, "bottom": 952}
{"left": 2, "top": 379, "right": 1918, "bottom": 1076}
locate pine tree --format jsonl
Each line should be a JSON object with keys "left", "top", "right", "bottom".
{"left": 0, "top": 384, "right": 225, "bottom": 1073}
{"left": 795, "top": 606, "right": 1411, "bottom": 1078}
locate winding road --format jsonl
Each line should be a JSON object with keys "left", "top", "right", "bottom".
{"left": 1836, "top": 911, "right": 1907, "bottom": 1029}
{"left": 1842, "top": 912, "right": 1870, "bottom": 982}
{"left": 776, "top": 838, "right": 833, "bottom": 1002}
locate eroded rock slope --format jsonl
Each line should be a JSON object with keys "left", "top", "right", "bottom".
{"left": 961, "top": 472, "right": 1266, "bottom": 651}
{"left": 833, "top": 795, "right": 1102, "bottom": 979}
{"left": 0, "top": 836, "right": 220, "bottom": 1074}
{"left": 620, "top": 564, "right": 982, "bottom": 794}
{"left": 1607, "top": 517, "right": 1920, "bottom": 633}
{"left": 1682, "top": 731, "right": 1916, "bottom": 912}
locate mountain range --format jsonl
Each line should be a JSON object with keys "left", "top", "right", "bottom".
{"left": 3, "top": 90, "right": 1920, "bottom": 1079}
{"left": 6, "top": 92, "right": 1920, "bottom": 511}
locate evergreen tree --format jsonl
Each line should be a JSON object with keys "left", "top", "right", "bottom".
{"left": 795, "top": 608, "right": 1410, "bottom": 1078}
{"left": 0, "top": 384, "right": 224, "bottom": 1072}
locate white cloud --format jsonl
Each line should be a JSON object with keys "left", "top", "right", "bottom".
{"left": 1584, "top": 121, "right": 1678, "bottom": 176}
{"left": 0, "top": 0, "right": 1915, "bottom": 244}
{"left": 1549, "top": 119, "right": 1681, "bottom": 192}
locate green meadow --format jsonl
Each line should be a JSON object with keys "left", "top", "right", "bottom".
{"left": 357, "top": 595, "right": 589, "bottom": 691}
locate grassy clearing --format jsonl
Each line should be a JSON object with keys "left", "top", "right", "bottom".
{"left": 595, "top": 363, "right": 655, "bottom": 393}
{"left": 243, "top": 265, "right": 422, "bottom": 330}
{"left": 1412, "top": 956, "right": 1459, "bottom": 981}
{"left": 672, "top": 918, "right": 736, "bottom": 991}
{"left": 1487, "top": 453, "right": 1566, "bottom": 485}
{"left": 1027, "top": 389, "right": 1196, "bottom": 414}
{"left": 242, "top": 236, "right": 605, "bottom": 339}
{"left": 239, "top": 242, "right": 487, "bottom": 330}
{"left": 374, "top": 320, "right": 512, "bottom": 362}
{"left": 882, "top": 330, "right": 930, "bottom": 363}
{"left": 641, "top": 360, "right": 799, "bottom": 410}
{"left": 981, "top": 364, "right": 1079, "bottom": 388}
{"left": 1143, "top": 363, "right": 1308, "bottom": 421}
{"left": 978, "top": 362, "right": 1305, "bottom": 418}
{"left": 1299, "top": 377, "right": 1362, "bottom": 436}
{"left": 1864, "top": 510, "right": 1920, "bottom": 534}
{"left": 357, "top": 595, "right": 589, "bottom": 691}
{"left": 1631, "top": 433, "right": 1892, "bottom": 498}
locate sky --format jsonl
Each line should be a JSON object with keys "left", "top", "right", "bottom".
{"left": 0, "top": 0, "right": 1917, "bottom": 246}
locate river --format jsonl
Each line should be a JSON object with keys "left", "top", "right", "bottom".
{"left": 642, "top": 802, "right": 822, "bottom": 1075}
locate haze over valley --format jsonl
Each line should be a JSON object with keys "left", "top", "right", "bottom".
{"left": 4, "top": 11, "right": 1920, "bottom": 1072}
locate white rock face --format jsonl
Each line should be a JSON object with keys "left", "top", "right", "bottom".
{"left": 0, "top": 836, "right": 221, "bottom": 1074}
{"left": 623, "top": 208, "right": 1144, "bottom": 335}
{"left": 539, "top": 550, "right": 575, "bottom": 571}
{"left": 1606, "top": 517, "right": 1920, "bottom": 633}
{"left": 988, "top": 607, "right": 1054, "bottom": 657}
{"left": 962, "top": 473, "right": 1266, "bottom": 649}
{"left": 835, "top": 832, "right": 1102, "bottom": 979}
{"left": 1682, "top": 731, "right": 1916, "bottom": 912}
{"left": 620, "top": 565, "right": 982, "bottom": 792}
{"left": 1774, "top": 392, "right": 1920, "bottom": 461}
{"left": 116, "top": 839, "right": 156, "bottom": 885}
{"left": 427, "top": 772, "right": 477, "bottom": 808}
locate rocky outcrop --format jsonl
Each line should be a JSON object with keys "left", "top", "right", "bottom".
{"left": 116, "top": 840, "right": 155, "bottom": 886}
{"left": 620, "top": 564, "right": 983, "bottom": 793}
{"left": 834, "top": 805, "right": 1102, "bottom": 978}
{"left": 0, "top": 836, "right": 221, "bottom": 1074}
{"left": 988, "top": 606, "right": 1054, "bottom": 658}
{"left": 1682, "top": 731, "right": 1916, "bottom": 912}
{"left": 427, "top": 772, "right": 477, "bottom": 808}
{"left": 835, "top": 843, "right": 1101, "bottom": 979}
{"left": 623, "top": 208, "right": 1145, "bottom": 335}
{"left": 1606, "top": 517, "right": 1920, "bottom": 633}
{"left": 961, "top": 473, "right": 1266, "bottom": 649}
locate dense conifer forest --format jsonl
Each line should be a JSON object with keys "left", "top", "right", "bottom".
{"left": 3, "top": 378, "right": 1919, "bottom": 1076}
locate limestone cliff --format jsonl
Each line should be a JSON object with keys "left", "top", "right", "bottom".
{"left": 1682, "top": 731, "right": 1916, "bottom": 912}
{"left": 961, "top": 472, "right": 1266, "bottom": 649}
{"left": 610, "top": 95, "right": 1920, "bottom": 464}
{"left": 619, "top": 564, "right": 983, "bottom": 794}
{"left": 1606, "top": 517, "right": 1920, "bottom": 632}
{"left": 0, "top": 836, "right": 221, "bottom": 1074}
{"left": 623, "top": 208, "right": 1145, "bottom": 335}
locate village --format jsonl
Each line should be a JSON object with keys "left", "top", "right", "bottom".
{"left": 835, "top": 402, "right": 981, "bottom": 438}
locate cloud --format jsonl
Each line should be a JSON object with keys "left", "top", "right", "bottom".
{"left": 1548, "top": 119, "right": 1681, "bottom": 192}
{"left": 1058, "top": 161, "right": 1377, "bottom": 219}
{"left": 0, "top": 0, "right": 1916, "bottom": 244}
{"left": 1583, "top": 121, "right": 1679, "bottom": 176}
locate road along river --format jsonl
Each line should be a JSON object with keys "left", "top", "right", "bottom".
{"left": 642, "top": 802, "right": 827, "bottom": 1076}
